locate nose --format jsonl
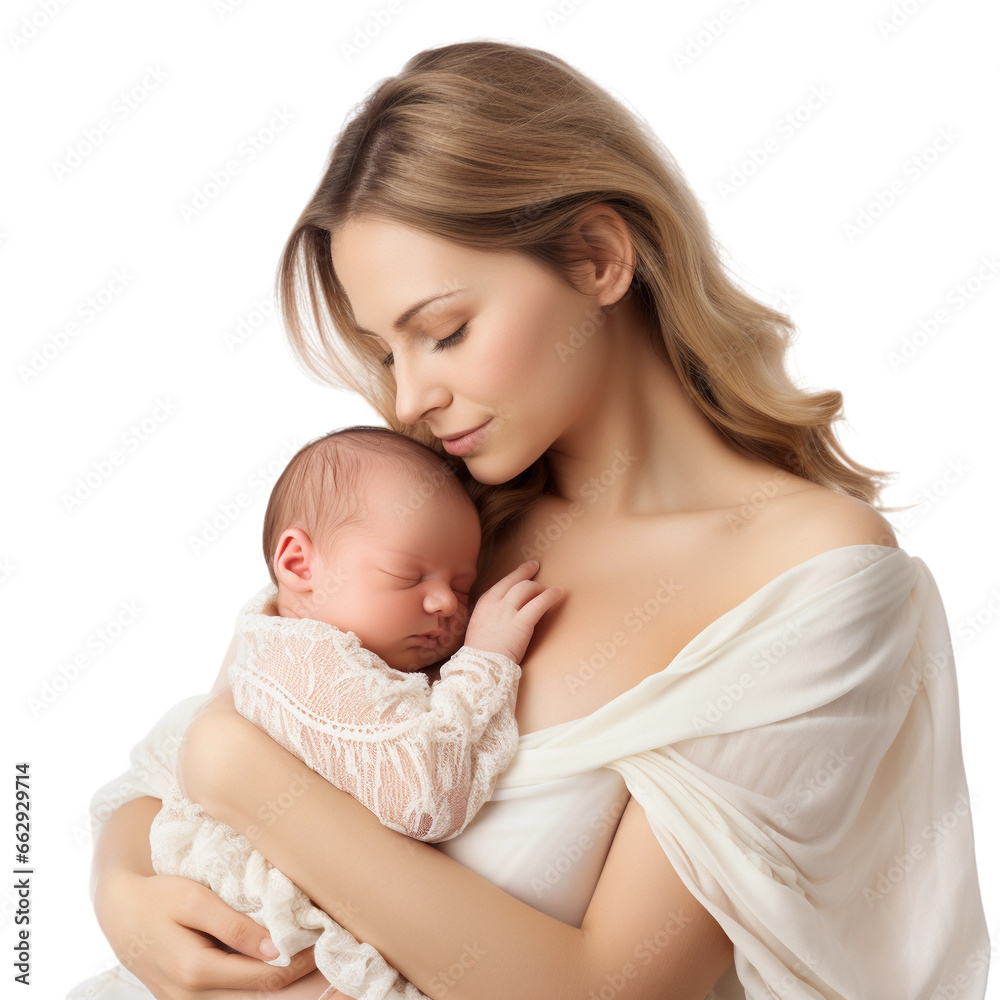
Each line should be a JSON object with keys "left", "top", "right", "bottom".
{"left": 423, "top": 581, "right": 460, "bottom": 620}
{"left": 393, "top": 355, "right": 451, "bottom": 427}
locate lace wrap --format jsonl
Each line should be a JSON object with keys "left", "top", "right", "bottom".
{"left": 229, "top": 582, "right": 522, "bottom": 843}
{"left": 147, "top": 582, "right": 521, "bottom": 1000}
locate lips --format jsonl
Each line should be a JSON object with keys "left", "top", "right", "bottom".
{"left": 439, "top": 418, "right": 493, "bottom": 457}
{"left": 439, "top": 421, "right": 490, "bottom": 442}
{"left": 410, "top": 632, "right": 446, "bottom": 648}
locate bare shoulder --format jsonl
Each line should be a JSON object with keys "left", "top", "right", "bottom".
{"left": 762, "top": 484, "right": 900, "bottom": 559}
{"left": 793, "top": 486, "right": 898, "bottom": 548}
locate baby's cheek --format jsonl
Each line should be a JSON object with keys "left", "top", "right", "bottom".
{"left": 455, "top": 602, "right": 472, "bottom": 632}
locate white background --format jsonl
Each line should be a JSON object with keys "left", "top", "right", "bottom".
{"left": 3, "top": 0, "right": 998, "bottom": 995}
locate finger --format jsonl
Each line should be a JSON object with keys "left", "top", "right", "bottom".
{"left": 173, "top": 887, "right": 320, "bottom": 990}
{"left": 490, "top": 560, "right": 540, "bottom": 595}
{"left": 180, "top": 888, "right": 281, "bottom": 962}
{"left": 518, "top": 587, "right": 565, "bottom": 620}
{"left": 503, "top": 578, "right": 554, "bottom": 607}
{"left": 184, "top": 932, "right": 319, "bottom": 991}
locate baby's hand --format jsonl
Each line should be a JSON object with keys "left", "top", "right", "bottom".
{"left": 464, "top": 560, "right": 564, "bottom": 664}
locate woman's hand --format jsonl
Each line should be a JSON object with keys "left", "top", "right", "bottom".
{"left": 94, "top": 866, "right": 319, "bottom": 998}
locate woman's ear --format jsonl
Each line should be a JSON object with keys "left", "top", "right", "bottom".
{"left": 566, "top": 202, "right": 636, "bottom": 307}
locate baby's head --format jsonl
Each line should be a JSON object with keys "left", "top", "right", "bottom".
{"left": 262, "top": 426, "right": 482, "bottom": 672}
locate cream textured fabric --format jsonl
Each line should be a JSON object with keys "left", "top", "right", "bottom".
{"left": 483, "top": 543, "right": 990, "bottom": 999}
{"left": 72, "top": 583, "right": 520, "bottom": 1000}
{"left": 74, "top": 545, "right": 991, "bottom": 1000}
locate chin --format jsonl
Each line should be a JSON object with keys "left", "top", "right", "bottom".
{"left": 390, "top": 660, "right": 423, "bottom": 673}
{"left": 385, "top": 659, "right": 415, "bottom": 673}
{"left": 465, "top": 451, "right": 540, "bottom": 486}
{"left": 392, "top": 649, "right": 441, "bottom": 673}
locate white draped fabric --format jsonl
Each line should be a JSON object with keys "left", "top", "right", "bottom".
{"left": 491, "top": 543, "right": 990, "bottom": 998}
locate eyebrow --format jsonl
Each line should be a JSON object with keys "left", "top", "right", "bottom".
{"left": 355, "top": 289, "right": 466, "bottom": 341}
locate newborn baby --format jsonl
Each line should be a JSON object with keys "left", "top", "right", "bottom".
{"left": 146, "top": 426, "right": 560, "bottom": 1000}
{"left": 68, "top": 426, "right": 560, "bottom": 1000}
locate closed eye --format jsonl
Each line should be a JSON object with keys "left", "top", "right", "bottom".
{"left": 381, "top": 323, "right": 468, "bottom": 369}
{"left": 382, "top": 571, "right": 472, "bottom": 596}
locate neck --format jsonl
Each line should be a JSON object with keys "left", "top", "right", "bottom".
{"left": 545, "top": 302, "right": 789, "bottom": 517}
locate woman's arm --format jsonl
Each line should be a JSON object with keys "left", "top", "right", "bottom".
{"left": 91, "top": 794, "right": 160, "bottom": 892}
{"left": 180, "top": 708, "right": 735, "bottom": 1000}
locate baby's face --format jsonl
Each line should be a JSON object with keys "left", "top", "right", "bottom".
{"left": 295, "top": 474, "right": 481, "bottom": 672}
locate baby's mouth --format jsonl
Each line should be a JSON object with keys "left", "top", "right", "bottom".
{"left": 410, "top": 632, "right": 446, "bottom": 648}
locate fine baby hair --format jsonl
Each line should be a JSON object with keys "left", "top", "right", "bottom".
{"left": 261, "top": 424, "right": 475, "bottom": 588}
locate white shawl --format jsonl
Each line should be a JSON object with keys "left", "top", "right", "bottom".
{"left": 86, "top": 543, "right": 991, "bottom": 999}
{"left": 493, "top": 543, "right": 990, "bottom": 998}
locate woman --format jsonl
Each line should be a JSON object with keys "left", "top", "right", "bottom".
{"left": 87, "top": 40, "right": 989, "bottom": 1000}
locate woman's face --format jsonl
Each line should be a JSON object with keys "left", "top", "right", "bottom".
{"left": 330, "top": 216, "right": 611, "bottom": 485}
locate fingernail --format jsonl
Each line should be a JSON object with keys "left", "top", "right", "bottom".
{"left": 260, "top": 937, "right": 280, "bottom": 959}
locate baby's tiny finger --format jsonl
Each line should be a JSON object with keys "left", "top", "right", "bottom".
{"left": 494, "top": 560, "right": 539, "bottom": 592}
{"left": 504, "top": 578, "right": 550, "bottom": 606}
{"left": 521, "top": 586, "right": 565, "bottom": 620}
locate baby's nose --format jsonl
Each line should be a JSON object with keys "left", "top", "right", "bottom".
{"left": 426, "top": 587, "right": 460, "bottom": 616}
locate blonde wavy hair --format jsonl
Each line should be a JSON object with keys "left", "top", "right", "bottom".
{"left": 274, "top": 39, "right": 903, "bottom": 577}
